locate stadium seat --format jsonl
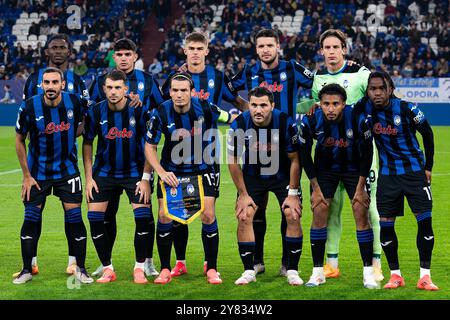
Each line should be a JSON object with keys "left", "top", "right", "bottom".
{"left": 38, "top": 35, "right": 47, "bottom": 42}
{"left": 17, "top": 35, "right": 27, "bottom": 42}
{"left": 292, "top": 21, "right": 301, "bottom": 29}
{"left": 29, "top": 12, "right": 38, "bottom": 19}
{"left": 281, "top": 21, "right": 292, "bottom": 28}
{"left": 273, "top": 16, "right": 282, "bottom": 23}
{"left": 39, "top": 12, "right": 48, "bottom": 19}
{"left": 209, "top": 5, "right": 217, "bottom": 11}
{"left": 19, "top": 12, "right": 28, "bottom": 19}
{"left": 378, "top": 26, "right": 388, "bottom": 33}
{"left": 421, "top": 37, "right": 428, "bottom": 45}
{"left": 213, "top": 16, "right": 221, "bottom": 23}
{"left": 28, "top": 35, "right": 37, "bottom": 41}
{"left": 295, "top": 9, "right": 304, "bottom": 16}
{"left": 283, "top": 15, "right": 293, "bottom": 23}
{"left": 217, "top": 5, "right": 225, "bottom": 11}
{"left": 429, "top": 37, "right": 437, "bottom": 45}
{"left": 293, "top": 16, "right": 303, "bottom": 23}
{"left": 367, "top": 4, "right": 376, "bottom": 14}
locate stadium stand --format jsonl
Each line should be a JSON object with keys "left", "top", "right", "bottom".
{"left": 161, "top": 0, "right": 448, "bottom": 80}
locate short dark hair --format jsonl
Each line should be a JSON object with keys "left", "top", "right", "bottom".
{"left": 185, "top": 32, "right": 208, "bottom": 45}
{"left": 45, "top": 34, "right": 72, "bottom": 51}
{"left": 248, "top": 86, "right": 274, "bottom": 104}
{"left": 114, "top": 38, "right": 137, "bottom": 52}
{"left": 318, "top": 83, "right": 347, "bottom": 102}
{"left": 254, "top": 28, "right": 279, "bottom": 44}
{"left": 105, "top": 69, "right": 127, "bottom": 83}
{"left": 170, "top": 72, "right": 194, "bottom": 89}
{"left": 43, "top": 67, "right": 64, "bottom": 81}
{"left": 367, "top": 71, "right": 395, "bottom": 97}
{"left": 319, "top": 29, "right": 347, "bottom": 49}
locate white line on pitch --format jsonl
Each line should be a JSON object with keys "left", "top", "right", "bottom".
{"left": 0, "top": 169, "right": 21, "bottom": 175}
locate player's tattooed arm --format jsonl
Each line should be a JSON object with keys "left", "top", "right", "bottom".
{"left": 16, "top": 133, "right": 41, "bottom": 201}
{"left": 145, "top": 143, "right": 178, "bottom": 187}
{"left": 82, "top": 140, "right": 98, "bottom": 202}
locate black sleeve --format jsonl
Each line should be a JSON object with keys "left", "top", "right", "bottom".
{"left": 355, "top": 111, "right": 373, "bottom": 177}
{"left": 417, "top": 120, "right": 434, "bottom": 171}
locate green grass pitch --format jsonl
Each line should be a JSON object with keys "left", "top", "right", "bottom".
{"left": 0, "top": 126, "right": 449, "bottom": 300}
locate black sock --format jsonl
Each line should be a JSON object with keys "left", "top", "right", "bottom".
{"left": 238, "top": 242, "right": 255, "bottom": 271}
{"left": 156, "top": 221, "right": 173, "bottom": 270}
{"left": 173, "top": 220, "right": 188, "bottom": 261}
{"left": 356, "top": 229, "right": 374, "bottom": 267}
{"left": 104, "top": 194, "right": 120, "bottom": 256}
{"left": 416, "top": 212, "right": 434, "bottom": 269}
{"left": 66, "top": 208, "right": 87, "bottom": 269}
{"left": 310, "top": 228, "right": 327, "bottom": 267}
{"left": 253, "top": 208, "right": 266, "bottom": 265}
{"left": 285, "top": 236, "right": 303, "bottom": 271}
{"left": 145, "top": 207, "right": 155, "bottom": 259}
{"left": 380, "top": 221, "right": 399, "bottom": 270}
{"left": 202, "top": 219, "right": 219, "bottom": 271}
{"left": 88, "top": 211, "right": 111, "bottom": 266}
{"left": 281, "top": 214, "right": 288, "bottom": 266}
{"left": 21, "top": 206, "right": 41, "bottom": 271}
{"left": 134, "top": 208, "right": 151, "bottom": 263}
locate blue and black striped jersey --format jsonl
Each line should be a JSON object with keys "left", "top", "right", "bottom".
{"left": 299, "top": 105, "right": 372, "bottom": 175}
{"left": 145, "top": 98, "right": 222, "bottom": 174}
{"left": 89, "top": 69, "right": 164, "bottom": 109}
{"left": 365, "top": 98, "right": 429, "bottom": 175}
{"left": 231, "top": 59, "right": 313, "bottom": 117}
{"left": 23, "top": 68, "right": 90, "bottom": 101}
{"left": 83, "top": 100, "right": 148, "bottom": 179}
{"left": 16, "top": 93, "right": 87, "bottom": 180}
{"left": 228, "top": 109, "right": 298, "bottom": 179}
{"left": 161, "top": 65, "right": 237, "bottom": 106}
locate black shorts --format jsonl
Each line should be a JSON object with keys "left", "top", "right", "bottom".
{"left": 90, "top": 176, "right": 148, "bottom": 204}
{"left": 213, "top": 163, "right": 220, "bottom": 198}
{"left": 316, "top": 170, "right": 359, "bottom": 199}
{"left": 243, "top": 175, "right": 301, "bottom": 210}
{"left": 23, "top": 174, "right": 82, "bottom": 206}
{"left": 156, "top": 171, "right": 216, "bottom": 199}
{"left": 106, "top": 171, "right": 155, "bottom": 202}
{"left": 377, "top": 171, "right": 432, "bottom": 217}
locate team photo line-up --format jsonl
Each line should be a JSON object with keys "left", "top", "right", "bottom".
{"left": 12, "top": 28, "right": 438, "bottom": 291}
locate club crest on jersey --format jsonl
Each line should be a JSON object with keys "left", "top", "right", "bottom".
{"left": 129, "top": 116, "right": 136, "bottom": 127}
{"left": 68, "top": 83, "right": 74, "bottom": 91}
{"left": 170, "top": 187, "right": 177, "bottom": 197}
{"left": 187, "top": 184, "right": 195, "bottom": 195}
{"left": 280, "top": 72, "right": 287, "bottom": 81}
{"left": 346, "top": 129, "right": 353, "bottom": 138}
{"left": 208, "top": 79, "right": 215, "bottom": 88}
{"left": 67, "top": 109, "right": 74, "bottom": 120}
{"left": 394, "top": 115, "right": 401, "bottom": 126}
{"left": 343, "top": 79, "right": 349, "bottom": 88}
{"left": 138, "top": 82, "right": 144, "bottom": 91}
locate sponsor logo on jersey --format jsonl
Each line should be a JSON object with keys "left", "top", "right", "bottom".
{"left": 45, "top": 122, "right": 71, "bottom": 134}
{"left": 373, "top": 123, "right": 398, "bottom": 136}
{"left": 323, "top": 137, "right": 349, "bottom": 148}
{"left": 105, "top": 127, "right": 134, "bottom": 139}
{"left": 259, "top": 81, "right": 283, "bottom": 93}
{"left": 191, "top": 88, "right": 210, "bottom": 100}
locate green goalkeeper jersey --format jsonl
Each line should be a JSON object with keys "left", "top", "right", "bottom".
{"left": 296, "top": 61, "right": 371, "bottom": 113}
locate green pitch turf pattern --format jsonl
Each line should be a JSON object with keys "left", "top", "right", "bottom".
{"left": 0, "top": 126, "right": 449, "bottom": 300}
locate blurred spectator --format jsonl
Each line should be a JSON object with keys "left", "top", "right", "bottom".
{"left": 74, "top": 59, "right": 88, "bottom": 77}
{"left": 0, "top": 84, "right": 15, "bottom": 103}
{"left": 149, "top": 58, "right": 162, "bottom": 76}
{"left": 436, "top": 57, "right": 449, "bottom": 76}
{"left": 155, "top": 0, "right": 169, "bottom": 32}
{"left": 135, "top": 54, "right": 144, "bottom": 71}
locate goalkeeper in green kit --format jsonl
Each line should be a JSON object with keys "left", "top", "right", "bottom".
{"left": 298, "top": 29, "right": 383, "bottom": 281}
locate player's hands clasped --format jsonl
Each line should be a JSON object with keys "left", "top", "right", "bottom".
{"left": 236, "top": 194, "right": 257, "bottom": 221}
{"left": 136, "top": 180, "right": 151, "bottom": 204}
{"left": 352, "top": 188, "right": 370, "bottom": 209}
{"left": 160, "top": 171, "right": 179, "bottom": 188}
{"left": 85, "top": 178, "right": 99, "bottom": 203}
{"left": 21, "top": 176, "right": 41, "bottom": 201}
{"left": 282, "top": 195, "right": 302, "bottom": 220}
